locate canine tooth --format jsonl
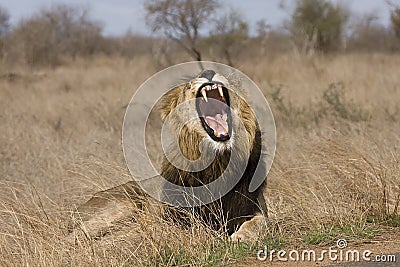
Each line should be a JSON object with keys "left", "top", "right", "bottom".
{"left": 201, "top": 88, "right": 208, "bottom": 102}
{"left": 214, "top": 131, "right": 219, "bottom": 137}
{"left": 218, "top": 84, "right": 224, "bottom": 97}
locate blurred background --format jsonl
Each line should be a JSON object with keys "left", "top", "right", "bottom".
{"left": 0, "top": 0, "right": 399, "bottom": 67}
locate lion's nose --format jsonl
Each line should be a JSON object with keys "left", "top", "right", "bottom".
{"left": 199, "top": 69, "right": 216, "bottom": 81}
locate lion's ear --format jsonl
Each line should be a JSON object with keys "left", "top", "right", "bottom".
{"left": 160, "top": 84, "right": 186, "bottom": 121}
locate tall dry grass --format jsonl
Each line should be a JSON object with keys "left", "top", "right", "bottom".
{"left": 0, "top": 53, "right": 399, "bottom": 266}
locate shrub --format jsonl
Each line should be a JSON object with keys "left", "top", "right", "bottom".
{"left": 290, "top": 0, "right": 349, "bottom": 53}
{"left": 7, "top": 4, "right": 103, "bottom": 66}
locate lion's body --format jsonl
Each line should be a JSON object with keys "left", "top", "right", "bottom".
{"left": 70, "top": 70, "right": 267, "bottom": 241}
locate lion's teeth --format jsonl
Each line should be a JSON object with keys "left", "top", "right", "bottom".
{"left": 214, "top": 131, "right": 219, "bottom": 137}
{"left": 206, "top": 85, "right": 211, "bottom": 91}
{"left": 217, "top": 84, "right": 224, "bottom": 97}
{"left": 201, "top": 88, "right": 208, "bottom": 102}
{"left": 212, "top": 84, "right": 217, "bottom": 89}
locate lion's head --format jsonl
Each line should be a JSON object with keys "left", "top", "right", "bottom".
{"left": 160, "top": 69, "right": 257, "bottom": 158}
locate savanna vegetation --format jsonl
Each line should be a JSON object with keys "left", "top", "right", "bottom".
{"left": 0, "top": 0, "right": 399, "bottom": 266}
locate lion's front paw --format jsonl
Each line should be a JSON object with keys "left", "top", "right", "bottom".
{"left": 230, "top": 215, "right": 266, "bottom": 242}
{"left": 230, "top": 231, "right": 246, "bottom": 242}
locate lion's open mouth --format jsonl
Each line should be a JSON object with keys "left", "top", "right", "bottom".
{"left": 196, "top": 82, "right": 231, "bottom": 141}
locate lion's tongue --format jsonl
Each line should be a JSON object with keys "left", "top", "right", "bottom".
{"left": 205, "top": 114, "right": 228, "bottom": 136}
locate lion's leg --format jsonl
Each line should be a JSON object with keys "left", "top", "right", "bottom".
{"left": 230, "top": 193, "right": 268, "bottom": 242}
{"left": 68, "top": 181, "right": 149, "bottom": 239}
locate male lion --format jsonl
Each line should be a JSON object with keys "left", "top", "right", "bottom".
{"left": 71, "top": 69, "right": 268, "bottom": 242}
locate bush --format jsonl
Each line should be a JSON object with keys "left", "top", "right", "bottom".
{"left": 391, "top": 5, "right": 400, "bottom": 39}
{"left": 290, "top": 0, "right": 349, "bottom": 53}
{"left": 269, "top": 82, "right": 370, "bottom": 129}
{"left": 0, "top": 5, "right": 9, "bottom": 38}
{"left": 7, "top": 4, "right": 103, "bottom": 66}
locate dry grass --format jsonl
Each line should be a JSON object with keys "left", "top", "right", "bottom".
{"left": 0, "top": 53, "right": 399, "bottom": 266}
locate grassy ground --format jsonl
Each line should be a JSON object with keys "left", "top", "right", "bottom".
{"left": 0, "top": 53, "right": 399, "bottom": 266}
